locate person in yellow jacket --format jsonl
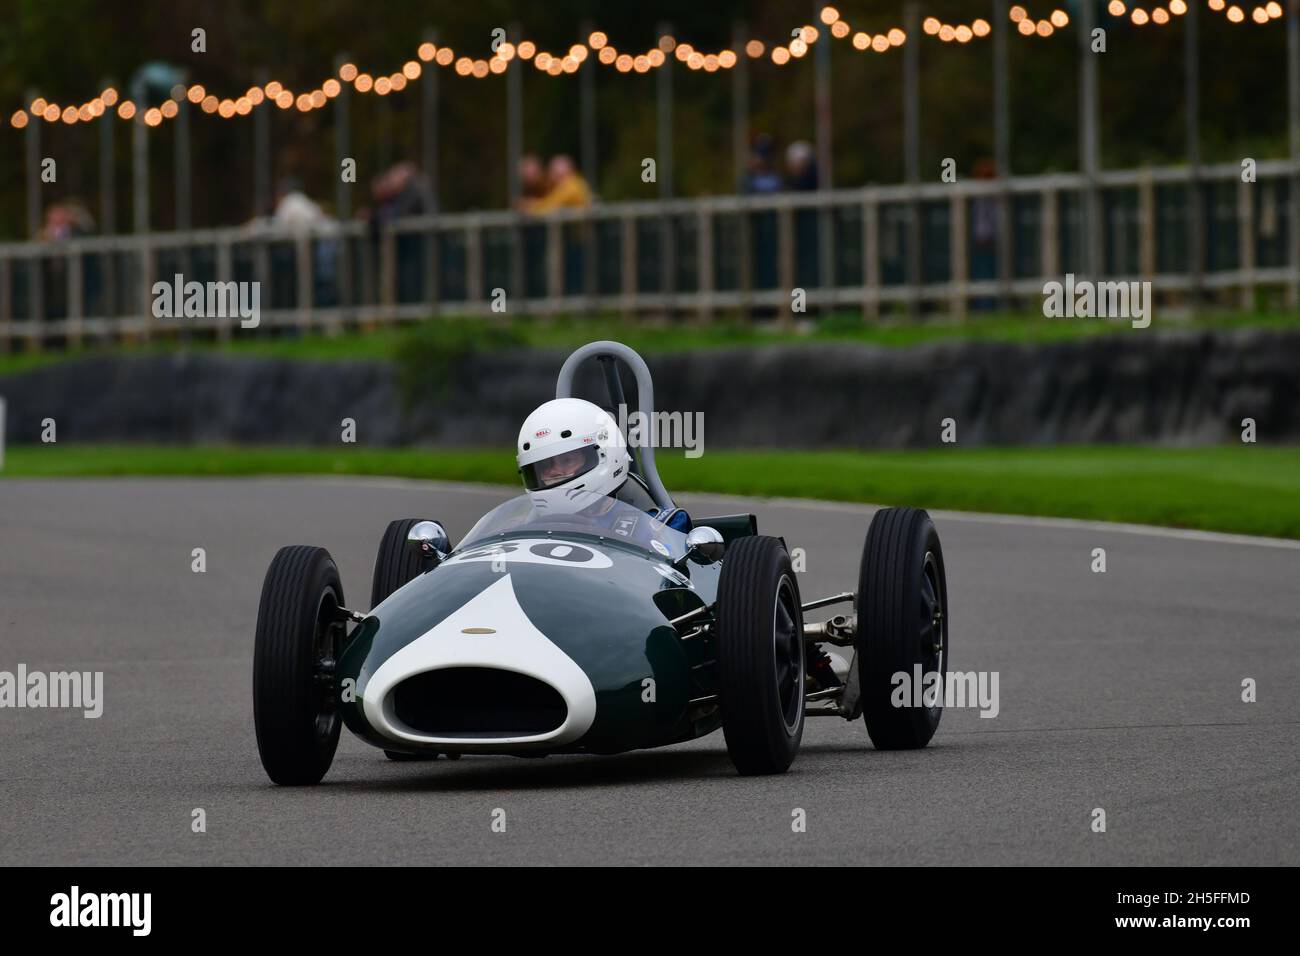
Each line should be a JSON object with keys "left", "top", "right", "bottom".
{"left": 525, "top": 155, "right": 593, "bottom": 212}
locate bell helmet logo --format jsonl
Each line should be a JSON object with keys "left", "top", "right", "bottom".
{"left": 535, "top": 428, "right": 550, "bottom": 438}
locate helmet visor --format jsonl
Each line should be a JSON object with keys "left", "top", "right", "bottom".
{"left": 520, "top": 445, "right": 601, "bottom": 491}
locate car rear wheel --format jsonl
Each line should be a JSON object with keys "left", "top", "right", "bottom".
{"left": 715, "top": 536, "right": 806, "bottom": 775}
{"left": 856, "top": 507, "right": 948, "bottom": 750}
{"left": 253, "top": 546, "right": 347, "bottom": 785}
{"left": 371, "top": 518, "right": 435, "bottom": 608}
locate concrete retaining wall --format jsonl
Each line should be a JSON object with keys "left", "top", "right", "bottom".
{"left": 2, "top": 328, "right": 1296, "bottom": 447}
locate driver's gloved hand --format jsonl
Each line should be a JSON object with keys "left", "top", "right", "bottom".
{"left": 650, "top": 507, "right": 692, "bottom": 533}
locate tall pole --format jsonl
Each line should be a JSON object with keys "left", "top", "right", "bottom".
{"left": 814, "top": 4, "right": 832, "bottom": 191}
{"left": 1186, "top": 1, "right": 1202, "bottom": 306}
{"left": 131, "top": 100, "right": 149, "bottom": 233}
{"left": 507, "top": 21, "right": 524, "bottom": 207}
{"left": 254, "top": 69, "right": 271, "bottom": 219}
{"left": 130, "top": 119, "right": 147, "bottom": 231}
{"left": 24, "top": 89, "right": 43, "bottom": 328}
{"left": 130, "top": 77, "right": 150, "bottom": 340}
{"left": 99, "top": 78, "right": 116, "bottom": 235}
{"left": 657, "top": 22, "right": 675, "bottom": 309}
{"left": 174, "top": 80, "right": 193, "bottom": 343}
{"left": 99, "top": 78, "right": 118, "bottom": 318}
{"left": 994, "top": 1, "right": 1012, "bottom": 307}
{"left": 814, "top": 3, "right": 833, "bottom": 306}
{"left": 903, "top": 1, "right": 921, "bottom": 315}
{"left": 335, "top": 53, "right": 352, "bottom": 220}
{"left": 24, "top": 89, "right": 41, "bottom": 239}
{"left": 579, "top": 19, "right": 599, "bottom": 299}
{"left": 334, "top": 53, "right": 353, "bottom": 314}
{"left": 507, "top": 22, "right": 525, "bottom": 306}
{"left": 734, "top": 23, "right": 753, "bottom": 311}
{"left": 1288, "top": 0, "right": 1299, "bottom": 305}
{"left": 174, "top": 82, "right": 192, "bottom": 230}
{"left": 377, "top": 89, "right": 393, "bottom": 173}
{"left": 421, "top": 30, "right": 440, "bottom": 212}
{"left": 993, "top": 2, "right": 1009, "bottom": 179}
{"left": 732, "top": 21, "right": 749, "bottom": 191}
{"left": 580, "top": 19, "right": 597, "bottom": 190}
{"left": 1080, "top": 0, "right": 1102, "bottom": 280}
{"left": 903, "top": 4, "right": 920, "bottom": 186}
{"left": 657, "top": 21, "right": 674, "bottom": 200}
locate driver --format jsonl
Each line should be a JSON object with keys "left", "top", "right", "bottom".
{"left": 516, "top": 398, "right": 691, "bottom": 531}
{"left": 516, "top": 397, "right": 842, "bottom": 692}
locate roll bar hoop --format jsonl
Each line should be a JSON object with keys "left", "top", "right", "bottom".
{"left": 555, "top": 340, "right": 674, "bottom": 513}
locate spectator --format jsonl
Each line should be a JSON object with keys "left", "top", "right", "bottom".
{"left": 517, "top": 154, "right": 547, "bottom": 207}
{"left": 785, "top": 140, "right": 818, "bottom": 191}
{"left": 37, "top": 200, "right": 96, "bottom": 320}
{"left": 525, "top": 155, "right": 592, "bottom": 212}
{"left": 784, "top": 141, "right": 820, "bottom": 288}
{"left": 743, "top": 134, "right": 784, "bottom": 194}
{"left": 743, "top": 136, "right": 783, "bottom": 291}
{"left": 39, "top": 200, "right": 95, "bottom": 241}
{"left": 365, "top": 162, "right": 434, "bottom": 304}
{"left": 368, "top": 162, "right": 433, "bottom": 231}
{"left": 271, "top": 177, "right": 329, "bottom": 231}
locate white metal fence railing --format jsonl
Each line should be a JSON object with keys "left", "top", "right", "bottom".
{"left": 1, "top": 158, "right": 1296, "bottom": 346}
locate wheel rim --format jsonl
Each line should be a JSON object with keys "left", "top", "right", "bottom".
{"left": 919, "top": 551, "right": 945, "bottom": 713}
{"left": 772, "top": 575, "right": 804, "bottom": 733}
{"left": 312, "top": 587, "right": 344, "bottom": 743}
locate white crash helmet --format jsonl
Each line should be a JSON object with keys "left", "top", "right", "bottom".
{"left": 517, "top": 398, "right": 631, "bottom": 511}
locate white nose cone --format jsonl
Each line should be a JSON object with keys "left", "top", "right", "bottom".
{"left": 364, "top": 574, "right": 597, "bottom": 749}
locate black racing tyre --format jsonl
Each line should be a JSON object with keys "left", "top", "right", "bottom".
{"left": 856, "top": 507, "right": 948, "bottom": 750}
{"left": 253, "top": 546, "right": 347, "bottom": 786}
{"left": 384, "top": 750, "right": 439, "bottom": 761}
{"left": 714, "top": 536, "right": 806, "bottom": 775}
{"left": 371, "top": 518, "right": 433, "bottom": 609}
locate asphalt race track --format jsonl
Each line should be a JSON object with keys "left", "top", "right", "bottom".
{"left": 1, "top": 477, "right": 1296, "bottom": 866}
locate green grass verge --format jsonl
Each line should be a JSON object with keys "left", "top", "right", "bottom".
{"left": 4, "top": 309, "right": 1299, "bottom": 379}
{"left": 4, "top": 444, "right": 1297, "bottom": 539}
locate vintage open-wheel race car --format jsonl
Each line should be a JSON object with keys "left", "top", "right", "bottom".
{"left": 252, "top": 340, "right": 949, "bottom": 783}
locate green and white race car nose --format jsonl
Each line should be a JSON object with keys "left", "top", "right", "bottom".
{"left": 363, "top": 574, "right": 598, "bottom": 750}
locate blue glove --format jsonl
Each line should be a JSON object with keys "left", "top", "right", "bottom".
{"left": 651, "top": 508, "right": 691, "bottom": 533}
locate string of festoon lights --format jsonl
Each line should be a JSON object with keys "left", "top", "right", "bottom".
{"left": 1106, "top": 1, "right": 1281, "bottom": 24}
{"left": 922, "top": 17, "right": 993, "bottom": 43}
{"left": 1011, "top": 6, "right": 1073, "bottom": 36}
{"left": 1205, "top": 0, "right": 1284, "bottom": 21}
{"left": 5, "top": 1, "right": 1285, "bottom": 131}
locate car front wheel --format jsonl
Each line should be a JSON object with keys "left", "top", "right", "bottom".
{"left": 253, "top": 546, "right": 347, "bottom": 785}
{"left": 714, "top": 535, "right": 806, "bottom": 775}
{"left": 856, "top": 507, "right": 948, "bottom": 750}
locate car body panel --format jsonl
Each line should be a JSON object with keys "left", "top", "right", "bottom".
{"left": 337, "top": 513, "right": 723, "bottom": 756}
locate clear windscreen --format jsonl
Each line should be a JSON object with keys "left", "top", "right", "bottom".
{"left": 459, "top": 491, "right": 687, "bottom": 560}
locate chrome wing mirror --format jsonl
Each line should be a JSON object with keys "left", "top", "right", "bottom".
{"left": 406, "top": 520, "right": 451, "bottom": 565}
{"left": 684, "top": 526, "right": 725, "bottom": 565}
